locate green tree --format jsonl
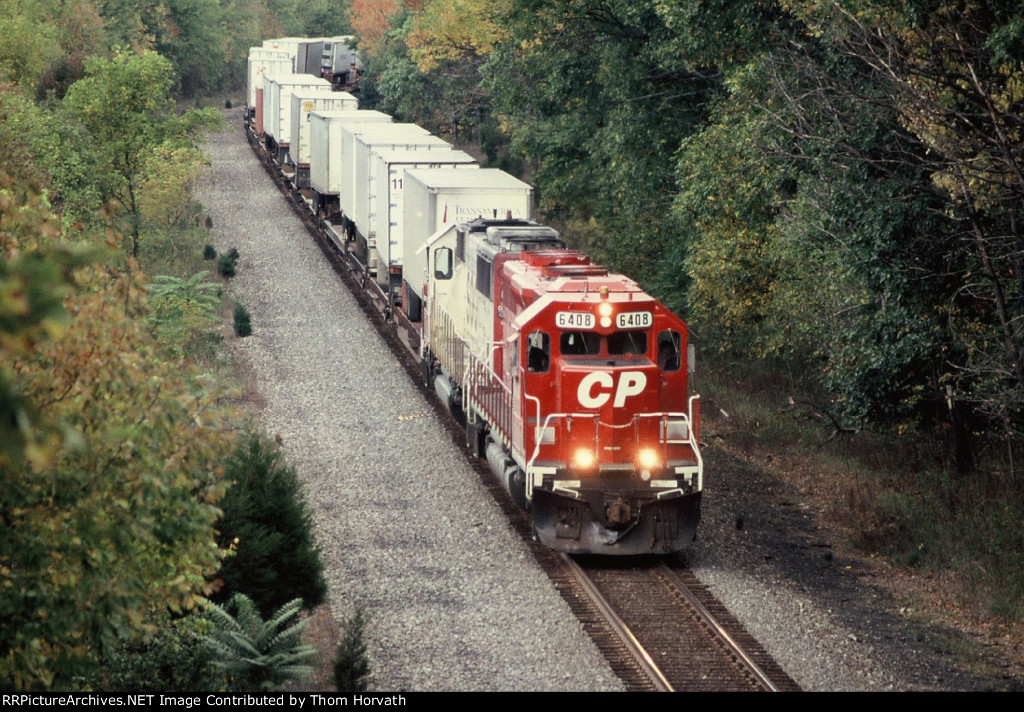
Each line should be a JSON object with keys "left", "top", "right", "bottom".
{"left": 155, "top": 0, "right": 228, "bottom": 97}
{"left": 213, "top": 432, "right": 327, "bottom": 619}
{"left": 788, "top": 0, "right": 1024, "bottom": 438}
{"left": 333, "top": 608, "right": 370, "bottom": 693}
{"left": 479, "top": 0, "right": 718, "bottom": 279}
{"left": 0, "top": 0, "right": 61, "bottom": 91}
{"left": 1, "top": 171, "right": 233, "bottom": 690}
{"left": 61, "top": 50, "right": 218, "bottom": 258}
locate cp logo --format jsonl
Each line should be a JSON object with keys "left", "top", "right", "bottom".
{"left": 577, "top": 371, "right": 647, "bottom": 408}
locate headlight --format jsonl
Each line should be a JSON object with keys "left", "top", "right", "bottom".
{"left": 598, "top": 303, "right": 613, "bottom": 318}
{"left": 637, "top": 448, "right": 660, "bottom": 470}
{"left": 573, "top": 448, "right": 596, "bottom": 470}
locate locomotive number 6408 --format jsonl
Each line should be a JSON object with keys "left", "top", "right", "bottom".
{"left": 556, "top": 311, "right": 596, "bottom": 329}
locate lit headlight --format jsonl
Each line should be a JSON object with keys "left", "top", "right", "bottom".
{"left": 598, "top": 303, "right": 613, "bottom": 318}
{"left": 637, "top": 448, "right": 660, "bottom": 470}
{"left": 573, "top": 448, "right": 596, "bottom": 470}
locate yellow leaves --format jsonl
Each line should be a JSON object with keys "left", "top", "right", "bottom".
{"left": 406, "top": 0, "right": 509, "bottom": 71}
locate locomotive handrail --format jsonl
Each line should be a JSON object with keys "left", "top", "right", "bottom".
{"left": 634, "top": 407, "right": 703, "bottom": 491}
{"left": 465, "top": 342, "right": 513, "bottom": 440}
{"left": 524, "top": 408, "right": 702, "bottom": 492}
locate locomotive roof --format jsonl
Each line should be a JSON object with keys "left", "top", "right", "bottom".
{"left": 505, "top": 250, "right": 647, "bottom": 295}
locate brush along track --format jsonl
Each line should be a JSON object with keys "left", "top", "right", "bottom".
{"left": 246, "top": 125, "right": 798, "bottom": 692}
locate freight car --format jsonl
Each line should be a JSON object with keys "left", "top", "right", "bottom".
{"left": 245, "top": 40, "right": 703, "bottom": 554}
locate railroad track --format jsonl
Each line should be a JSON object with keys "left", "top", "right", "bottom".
{"left": 562, "top": 557, "right": 800, "bottom": 691}
{"left": 247, "top": 124, "right": 799, "bottom": 692}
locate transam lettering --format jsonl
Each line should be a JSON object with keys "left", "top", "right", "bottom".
{"left": 577, "top": 371, "right": 648, "bottom": 408}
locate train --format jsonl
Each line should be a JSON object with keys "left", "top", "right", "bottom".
{"left": 245, "top": 39, "right": 704, "bottom": 555}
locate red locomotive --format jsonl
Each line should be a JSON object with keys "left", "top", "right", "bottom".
{"left": 420, "top": 218, "right": 702, "bottom": 554}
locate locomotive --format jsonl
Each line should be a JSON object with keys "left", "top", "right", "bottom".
{"left": 247, "top": 39, "right": 704, "bottom": 555}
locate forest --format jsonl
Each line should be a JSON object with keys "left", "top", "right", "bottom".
{"left": 1, "top": 0, "right": 1022, "bottom": 691}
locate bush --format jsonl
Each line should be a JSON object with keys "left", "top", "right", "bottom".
{"left": 226, "top": 247, "right": 240, "bottom": 262}
{"left": 97, "top": 614, "right": 222, "bottom": 691}
{"left": 213, "top": 432, "right": 327, "bottom": 618}
{"left": 217, "top": 253, "right": 236, "bottom": 278}
{"left": 333, "top": 608, "right": 370, "bottom": 692}
{"left": 225, "top": 98, "right": 233, "bottom": 109}
{"left": 233, "top": 301, "right": 252, "bottom": 337}
{"left": 205, "top": 594, "right": 314, "bottom": 691}
{"left": 203, "top": 244, "right": 217, "bottom": 260}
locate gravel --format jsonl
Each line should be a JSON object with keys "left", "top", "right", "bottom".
{"left": 199, "top": 109, "right": 1023, "bottom": 692}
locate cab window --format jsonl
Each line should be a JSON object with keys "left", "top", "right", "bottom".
{"left": 526, "top": 331, "right": 550, "bottom": 372}
{"left": 657, "top": 330, "right": 681, "bottom": 372}
{"left": 560, "top": 331, "right": 600, "bottom": 355}
{"left": 434, "top": 246, "right": 453, "bottom": 279}
{"left": 608, "top": 331, "right": 647, "bottom": 356}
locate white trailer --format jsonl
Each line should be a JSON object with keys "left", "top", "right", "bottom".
{"left": 261, "top": 37, "right": 326, "bottom": 75}
{"left": 308, "top": 110, "right": 392, "bottom": 218}
{"left": 340, "top": 125, "right": 449, "bottom": 241}
{"left": 246, "top": 48, "right": 291, "bottom": 114}
{"left": 289, "top": 92, "right": 358, "bottom": 187}
{"left": 402, "top": 168, "right": 534, "bottom": 319}
{"left": 263, "top": 74, "right": 332, "bottom": 164}
{"left": 364, "top": 148, "right": 478, "bottom": 292}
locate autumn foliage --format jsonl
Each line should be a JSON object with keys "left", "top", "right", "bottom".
{"left": 350, "top": 0, "right": 407, "bottom": 58}
{"left": 0, "top": 173, "right": 233, "bottom": 690}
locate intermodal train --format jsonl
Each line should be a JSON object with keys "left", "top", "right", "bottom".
{"left": 246, "top": 38, "right": 703, "bottom": 555}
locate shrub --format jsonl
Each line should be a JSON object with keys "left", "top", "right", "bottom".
{"left": 226, "top": 247, "right": 240, "bottom": 262}
{"left": 149, "top": 271, "right": 222, "bottom": 356}
{"left": 98, "top": 614, "right": 222, "bottom": 691}
{"left": 213, "top": 432, "right": 327, "bottom": 618}
{"left": 205, "top": 594, "right": 314, "bottom": 691}
{"left": 233, "top": 301, "right": 252, "bottom": 337}
{"left": 205, "top": 215, "right": 214, "bottom": 229}
{"left": 203, "top": 244, "right": 216, "bottom": 260}
{"left": 333, "top": 608, "right": 370, "bottom": 692}
{"left": 217, "top": 253, "right": 236, "bottom": 278}
{"left": 225, "top": 98, "right": 232, "bottom": 109}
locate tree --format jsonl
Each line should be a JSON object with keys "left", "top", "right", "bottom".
{"left": 350, "top": 0, "right": 407, "bottom": 58}
{"left": 405, "top": 0, "right": 507, "bottom": 72}
{"left": 61, "top": 50, "right": 219, "bottom": 258}
{"left": 39, "top": 0, "right": 109, "bottom": 99}
{"left": 0, "top": 0, "right": 61, "bottom": 91}
{"left": 213, "top": 432, "right": 327, "bottom": 619}
{"left": 333, "top": 608, "right": 370, "bottom": 693}
{"left": 789, "top": 0, "right": 1024, "bottom": 437}
{"left": 479, "top": 0, "right": 719, "bottom": 279}
{"left": 205, "top": 594, "right": 315, "bottom": 691}
{"left": 155, "top": 0, "right": 228, "bottom": 97}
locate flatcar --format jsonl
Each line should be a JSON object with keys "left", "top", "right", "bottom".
{"left": 246, "top": 39, "right": 703, "bottom": 555}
